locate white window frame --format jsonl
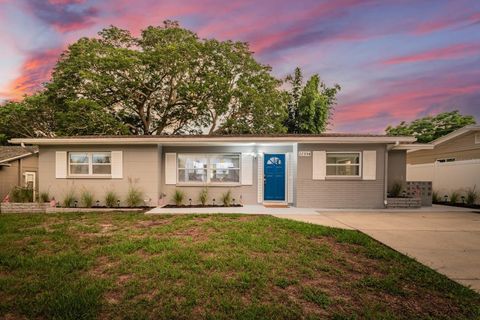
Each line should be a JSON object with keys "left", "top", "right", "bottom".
{"left": 177, "top": 153, "right": 241, "bottom": 185}
{"left": 68, "top": 151, "right": 112, "bottom": 177}
{"left": 326, "top": 151, "right": 362, "bottom": 178}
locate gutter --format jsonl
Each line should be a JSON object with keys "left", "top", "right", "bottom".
{"left": 9, "top": 136, "right": 417, "bottom": 145}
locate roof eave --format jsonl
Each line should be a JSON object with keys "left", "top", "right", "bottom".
{"left": 9, "top": 136, "right": 416, "bottom": 145}
{"left": 0, "top": 150, "right": 38, "bottom": 164}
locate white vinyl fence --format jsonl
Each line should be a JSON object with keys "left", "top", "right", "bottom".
{"left": 407, "top": 159, "right": 480, "bottom": 203}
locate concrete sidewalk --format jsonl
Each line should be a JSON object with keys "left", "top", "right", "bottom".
{"left": 278, "top": 209, "right": 480, "bottom": 292}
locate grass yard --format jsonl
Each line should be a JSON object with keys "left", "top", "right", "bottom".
{"left": 0, "top": 213, "right": 479, "bottom": 320}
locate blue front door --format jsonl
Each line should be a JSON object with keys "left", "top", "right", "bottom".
{"left": 264, "top": 154, "right": 286, "bottom": 201}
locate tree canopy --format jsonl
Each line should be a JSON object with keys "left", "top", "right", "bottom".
{"left": 284, "top": 67, "right": 340, "bottom": 133}
{"left": 385, "top": 110, "right": 476, "bottom": 143}
{"left": 0, "top": 21, "right": 288, "bottom": 141}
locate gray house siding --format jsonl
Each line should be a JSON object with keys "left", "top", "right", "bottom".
{"left": 39, "top": 145, "right": 160, "bottom": 206}
{"left": 296, "top": 143, "right": 386, "bottom": 208}
{"left": 35, "top": 141, "right": 400, "bottom": 209}
{"left": 160, "top": 145, "right": 293, "bottom": 205}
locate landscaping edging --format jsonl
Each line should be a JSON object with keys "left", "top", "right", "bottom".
{"left": 0, "top": 203, "right": 49, "bottom": 213}
{"left": 0, "top": 203, "right": 151, "bottom": 213}
{"left": 386, "top": 197, "right": 422, "bottom": 209}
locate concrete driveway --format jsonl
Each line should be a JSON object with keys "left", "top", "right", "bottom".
{"left": 275, "top": 208, "right": 480, "bottom": 292}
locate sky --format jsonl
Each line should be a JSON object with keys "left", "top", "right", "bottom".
{"left": 0, "top": 0, "right": 479, "bottom": 133}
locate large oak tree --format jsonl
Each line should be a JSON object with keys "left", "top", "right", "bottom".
{"left": 49, "top": 21, "right": 287, "bottom": 135}
{"left": 0, "top": 21, "right": 288, "bottom": 141}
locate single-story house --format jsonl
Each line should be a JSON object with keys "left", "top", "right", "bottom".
{"left": 10, "top": 134, "right": 421, "bottom": 208}
{"left": 407, "top": 125, "right": 480, "bottom": 201}
{"left": 0, "top": 146, "right": 39, "bottom": 200}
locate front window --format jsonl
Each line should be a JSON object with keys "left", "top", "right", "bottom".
{"left": 178, "top": 154, "right": 240, "bottom": 184}
{"left": 326, "top": 152, "right": 361, "bottom": 177}
{"left": 69, "top": 152, "right": 111, "bottom": 176}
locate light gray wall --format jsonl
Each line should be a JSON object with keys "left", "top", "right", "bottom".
{"left": 296, "top": 143, "right": 387, "bottom": 208}
{"left": 387, "top": 150, "right": 407, "bottom": 191}
{"left": 160, "top": 145, "right": 293, "bottom": 205}
{"left": 39, "top": 145, "right": 159, "bottom": 206}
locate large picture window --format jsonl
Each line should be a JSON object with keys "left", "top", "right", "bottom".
{"left": 69, "top": 152, "right": 111, "bottom": 176}
{"left": 326, "top": 152, "right": 361, "bottom": 177}
{"left": 178, "top": 154, "right": 240, "bottom": 184}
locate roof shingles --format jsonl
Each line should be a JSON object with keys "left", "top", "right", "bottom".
{"left": 0, "top": 146, "right": 38, "bottom": 163}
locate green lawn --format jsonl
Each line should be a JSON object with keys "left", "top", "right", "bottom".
{"left": 0, "top": 213, "right": 478, "bottom": 320}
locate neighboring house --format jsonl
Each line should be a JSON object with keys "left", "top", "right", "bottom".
{"left": 407, "top": 125, "right": 480, "bottom": 201}
{"left": 10, "top": 134, "right": 419, "bottom": 208}
{"left": 0, "top": 146, "right": 39, "bottom": 200}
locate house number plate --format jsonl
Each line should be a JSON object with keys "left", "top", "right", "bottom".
{"left": 298, "top": 151, "right": 311, "bottom": 157}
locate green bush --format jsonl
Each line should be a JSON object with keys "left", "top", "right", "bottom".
{"left": 172, "top": 189, "right": 184, "bottom": 206}
{"left": 63, "top": 190, "right": 77, "bottom": 208}
{"left": 389, "top": 181, "right": 403, "bottom": 197}
{"left": 126, "top": 185, "right": 143, "bottom": 207}
{"left": 432, "top": 190, "right": 439, "bottom": 203}
{"left": 105, "top": 190, "right": 119, "bottom": 208}
{"left": 449, "top": 190, "right": 460, "bottom": 204}
{"left": 465, "top": 186, "right": 478, "bottom": 206}
{"left": 39, "top": 191, "right": 50, "bottom": 203}
{"left": 10, "top": 187, "right": 33, "bottom": 203}
{"left": 80, "top": 190, "right": 94, "bottom": 208}
{"left": 221, "top": 190, "right": 233, "bottom": 207}
{"left": 198, "top": 188, "right": 208, "bottom": 206}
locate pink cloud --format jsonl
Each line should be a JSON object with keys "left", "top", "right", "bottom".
{"left": 334, "top": 82, "right": 480, "bottom": 127}
{"left": 1, "top": 48, "right": 63, "bottom": 100}
{"left": 381, "top": 43, "right": 480, "bottom": 65}
{"left": 48, "top": 0, "right": 85, "bottom": 4}
{"left": 414, "top": 11, "right": 480, "bottom": 34}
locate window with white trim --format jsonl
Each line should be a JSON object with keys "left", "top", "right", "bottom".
{"left": 326, "top": 152, "right": 361, "bottom": 177}
{"left": 178, "top": 154, "right": 240, "bottom": 184}
{"left": 69, "top": 152, "right": 111, "bottom": 176}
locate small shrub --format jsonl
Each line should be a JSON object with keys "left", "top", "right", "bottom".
{"left": 80, "top": 190, "right": 94, "bottom": 208}
{"left": 39, "top": 191, "right": 50, "bottom": 203}
{"left": 465, "top": 186, "right": 478, "bottom": 206}
{"left": 432, "top": 190, "right": 439, "bottom": 203}
{"left": 221, "top": 190, "right": 233, "bottom": 207}
{"left": 126, "top": 186, "right": 143, "bottom": 207}
{"left": 63, "top": 189, "right": 77, "bottom": 208}
{"left": 105, "top": 190, "right": 119, "bottom": 208}
{"left": 389, "top": 181, "right": 403, "bottom": 197}
{"left": 10, "top": 187, "right": 33, "bottom": 202}
{"left": 172, "top": 189, "right": 185, "bottom": 206}
{"left": 449, "top": 190, "right": 460, "bottom": 204}
{"left": 199, "top": 188, "right": 208, "bottom": 206}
